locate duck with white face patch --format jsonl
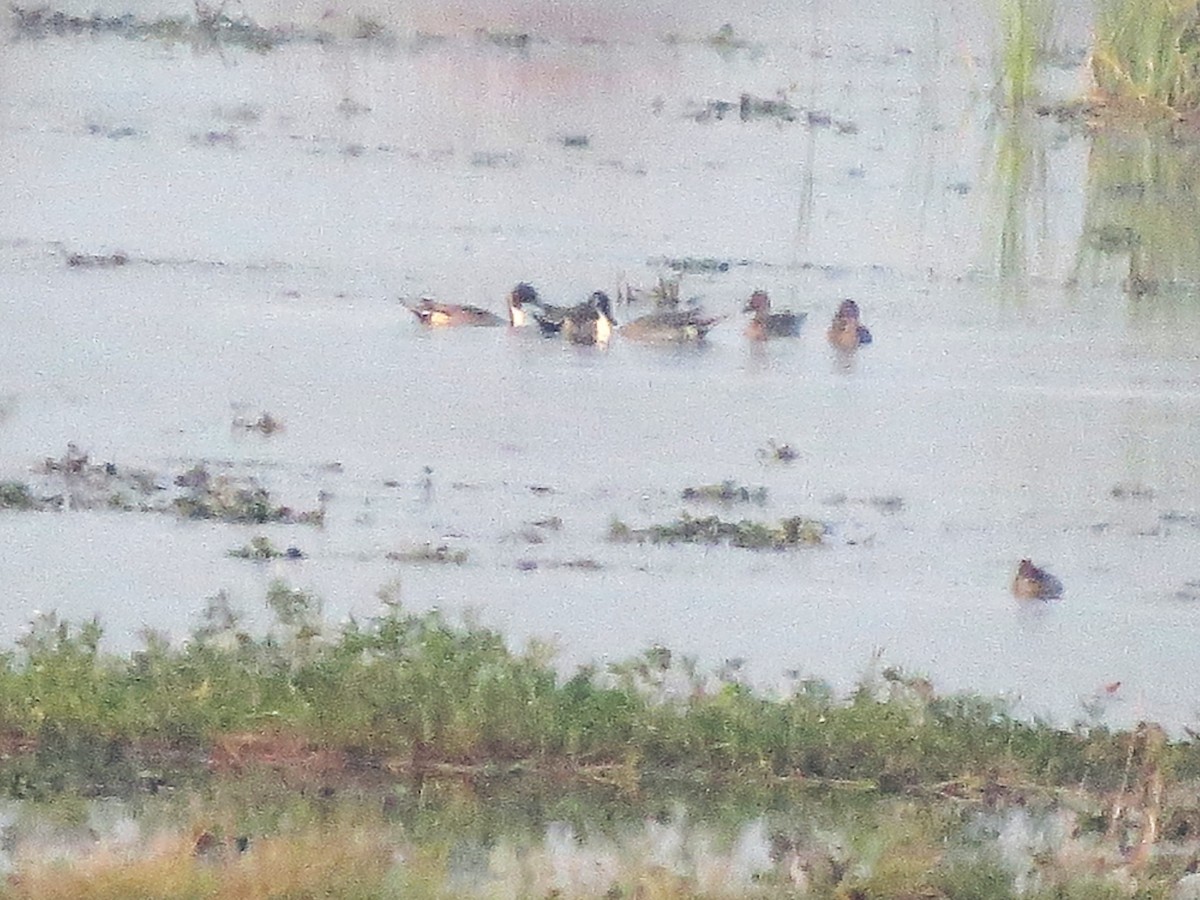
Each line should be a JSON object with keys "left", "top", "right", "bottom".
{"left": 532, "top": 291, "right": 617, "bottom": 346}
{"left": 405, "top": 283, "right": 538, "bottom": 328}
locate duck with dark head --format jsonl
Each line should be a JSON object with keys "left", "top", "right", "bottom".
{"left": 533, "top": 291, "right": 616, "bottom": 346}
{"left": 827, "top": 299, "right": 872, "bottom": 350}
{"left": 1012, "top": 559, "right": 1063, "bottom": 600}
{"left": 406, "top": 283, "right": 537, "bottom": 328}
{"left": 744, "top": 290, "right": 806, "bottom": 340}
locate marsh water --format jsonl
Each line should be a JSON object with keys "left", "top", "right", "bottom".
{"left": 1, "top": 0, "right": 1199, "bottom": 734}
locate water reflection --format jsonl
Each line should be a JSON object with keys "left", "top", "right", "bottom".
{"left": 1074, "top": 129, "right": 1200, "bottom": 298}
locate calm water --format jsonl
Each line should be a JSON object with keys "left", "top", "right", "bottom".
{"left": 1, "top": 0, "right": 1198, "bottom": 730}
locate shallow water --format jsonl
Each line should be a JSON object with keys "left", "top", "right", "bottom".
{"left": 1, "top": 0, "right": 1199, "bottom": 730}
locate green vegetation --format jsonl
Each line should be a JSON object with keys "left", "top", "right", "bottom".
{"left": 0, "top": 585, "right": 1188, "bottom": 794}
{"left": 610, "top": 512, "right": 825, "bottom": 548}
{"left": 1093, "top": 0, "right": 1200, "bottom": 116}
{"left": 386, "top": 543, "right": 469, "bottom": 565}
{"left": 0, "top": 592, "right": 1195, "bottom": 895}
{"left": 680, "top": 480, "right": 768, "bottom": 505}
{"left": 228, "top": 536, "right": 303, "bottom": 561}
{"left": 998, "top": 0, "right": 1056, "bottom": 108}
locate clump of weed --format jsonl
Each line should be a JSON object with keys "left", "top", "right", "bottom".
{"left": 228, "top": 536, "right": 303, "bottom": 560}
{"left": 0, "top": 481, "right": 40, "bottom": 510}
{"left": 173, "top": 475, "right": 314, "bottom": 524}
{"left": 681, "top": 480, "right": 768, "bottom": 505}
{"left": 386, "top": 543, "right": 468, "bottom": 564}
{"left": 608, "top": 512, "right": 824, "bottom": 548}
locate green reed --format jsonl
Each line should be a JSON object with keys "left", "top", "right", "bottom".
{"left": 1093, "top": 0, "right": 1200, "bottom": 115}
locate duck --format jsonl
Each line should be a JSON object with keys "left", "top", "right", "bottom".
{"left": 827, "top": 299, "right": 872, "bottom": 350}
{"left": 620, "top": 307, "right": 724, "bottom": 343}
{"left": 744, "top": 290, "right": 806, "bottom": 340}
{"left": 533, "top": 291, "right": 616, "bottom": 346}
{"left": 1012, "top": 559, "right": 1063, "bottom": 600}
{"left": 406, "top": 284, "right": 535, "bottom": 327}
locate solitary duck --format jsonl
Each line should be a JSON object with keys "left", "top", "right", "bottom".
{"left": 621, "top": 307, "right": 724, "bottom": 343}
{"left": 534, "top": 291, "right": 616, "bottom": 346}
{"left": 406, "top": 284, "right": 535, "bottom": 327}
{"left": 827, "top": 299, "right": 872, "bottom": 350}
{"left": 744, "top": 290, "right": 806, "bottom": 340}
{"left": 1012, "top": 559, "right": 1063, "bottom": 600}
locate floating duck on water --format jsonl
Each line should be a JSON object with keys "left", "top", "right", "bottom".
{"left": 620, "top": 307, "right": 724, "bottom": 343}
{"left": 744, "top": 290, "right": 806, "bottom": 340}
{"left": 827, "top": 299, "right": 872, "bottom": 350}
{"left": 1012, "top": 559, "right": 1063, "bottom": 600}
{"left": 533, "top": 291, "right": 616, "bottom": 346}
{"left": 405, "top": 283, "right": 536, "bottom": 327}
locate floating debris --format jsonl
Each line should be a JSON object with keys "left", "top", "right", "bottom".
{"left": 475, "top": 28, "right": 531, "bottom": 52}
{"left": 386, "top": 544, "right": 468, "bottom": 565}
{"left": 232, "top": 411, "right": 284, "bottom": 436}
{"left": 681, "top": 481, "right": 768, "bottom": 505}
{"left": 609, "top": 513, "right": 825, "bottom": 549}
{"left": 647, "top": 256, "right": 747, "bottom": 274}
{"left": 1175, "top": 580, "right": 1200, "bottom": 601}
{"left": 1110, "top": 482, "right": 1155, "bottom": 501}
{"left": 758, "top": 439, "right": 799, "bottom": 463}
{"left": 470, "top": 150, "right": 521, "bottom": 168}
{"left": 85, "top": 123, "right": 142, "bottom": 140}
{"left": 66, "top": 251, "right": 129, "bottom": 268}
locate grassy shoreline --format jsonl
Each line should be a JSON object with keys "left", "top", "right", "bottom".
{"left": 0, "top": 585, "right": 1193, "bottom": 795}
{"left": 0, "top": 589, "right": 1196, "bottom": 896}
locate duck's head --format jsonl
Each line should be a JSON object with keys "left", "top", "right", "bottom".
{"left": 591, "top": 291, "right": 616, "bottom": 325}
{"left": 745, "top": 290, "right": 771, "bottom": 314}
{"left": 835, "top": 299, "right": 861, "bottom": 320}
{"left": 511, "top": 283, "right": 538, "bottom": 308}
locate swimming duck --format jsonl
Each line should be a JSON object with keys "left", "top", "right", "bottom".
{"left": 620, "top": 307, "right": 724, "bottom": 343}
{"left": 827, "top": 299, "right": 872, "bottom": 350}
{"left": 744, "top": 290, "right": 806, "bottom": 340}
{"left": 534, "top": 291, "right": 616, "bottom": 346}
{"left": 1012, "top": 559, "right": 1063, "bottom": 600}
{"left": 406, "top": 284, "right": 535, "bottom": 327}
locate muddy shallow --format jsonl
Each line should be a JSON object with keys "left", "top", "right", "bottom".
{"left": 1, "top": 0, "right": 1198, "bottom": 730}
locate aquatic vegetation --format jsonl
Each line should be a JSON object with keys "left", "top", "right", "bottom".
{"left": 0, "top": 595, "right": 1197, "bottom": 898}
{"left": 8, "top": 3, "right": 397, "bottom": 51}
{"left": 173, "top": 475, "right": 321, "bottom": 525}
{"left": 998, "top": 0, "right": 1056, "bottom": 108}
{"left": 608, "top": 512, "right": 825, "bottom": 548}
{"left": 1093, "top": 0, "right": 1200, "bottom": 116}
{"left": 228, "top": 536, "right": 303, "bottom": 561}
{"left": 0, "top": 481, "right": 39, "bottom": 510}
{"left": 680, "top": 481, "right": 768, "bottom": 506}
{"left": 386, "top": 543, "right": 469, "bottom": 565}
